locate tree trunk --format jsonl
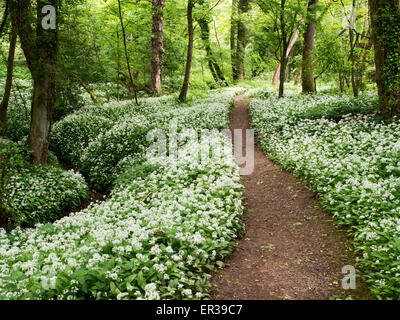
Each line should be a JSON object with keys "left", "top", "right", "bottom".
{"left": 0, "top": 0, "right": 9, "bottom": 37}
{"left": 302, "top": 0, "right": 318, "bottom": 93}
{"left": 349, "top": 0, "right": 359, "bottom": 97}
{"left": 339, "top": 71, "right": 344, "bottom": 93}
{"left": 345, "top": 75, "right": 351, "bottom": 88}
{"left": 0, "top": 11, "right": 17, "bottom": 136}
{"left": 355, "top": 33, "right": 373, "bottom": 93}
{"left": 294, "top": 67, "right": 302, "bottom": 85}
{"left": 231, "top": 0, "right": 238, "bottom": 80}
{"left": 28, "top": 79, "right": 53, "bottom": 164}
{"left": 349, "top": 26, "right": 359, "bottom": 97}
{"left": 197, "top": 3, "right": 227, "bottom": 86}
{"left": 11, "top": 0, "right": 58, "bottom": 165}
{"left": 118, "top": 0, "right": 138, "bottom": 104}
{"left": 28, "top": 1, "right": 57, "bottom": 165}
{"left": 178, "top": 0, "right": 194, "bottom": 102}
{"left": 236, "top": 0, "right": 249, "bottom": 80}
{"left": 272, "top": 27, "right": 300, "bottom": 85}
{"left": 116, "top": 25, "right": 120, "bottom": 101}
{"left": 369, "top": 0, "right": 400, "bottom": 117}
{"left": 279, "top": 49, "right": 287, "bottom": 97}
{"left": 76, "top": 75, "right": 97, "bottom": 104}
{"left": 150, "top": 0, "right": 165, "bottom": 95}
{"left": 279, "top": 0, "right": 287, "bottom": 97}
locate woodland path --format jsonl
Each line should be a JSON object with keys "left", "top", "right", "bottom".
{"left": 211, "top": 94, "right": 371, "bottom": 300}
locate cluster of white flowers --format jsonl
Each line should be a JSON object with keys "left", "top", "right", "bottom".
{"left": 249, "top": 93, "right": 400, "bottom": 299}
{"left": 52, "top": 89, "right": 239, "bottom": 191}
{"left": 51, "top": 114, "right": 115, "bottom": 164}
{"left": 0, "top": 138, "right": 89, "bottom": 228}
{"left": 6, "top": 165, "right": 89, "bottom": 227}
{"left": 0, "top": 89, "right": 244, "bottom": 300}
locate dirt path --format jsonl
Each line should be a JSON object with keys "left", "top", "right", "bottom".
{"left": 211, "top": 94, "right": 371, "bottom": 300}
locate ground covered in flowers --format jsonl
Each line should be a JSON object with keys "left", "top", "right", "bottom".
{"left": 0, "top": 138, "right": 89, "bottom": 228}
{"left": 249, "top": 93, "right": 400, "bottom": 299}
{"left": 0, "top": 90, "right": 245, "bottom": 299}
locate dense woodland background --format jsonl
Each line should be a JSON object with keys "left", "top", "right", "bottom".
{"left": 0, "top": 0, "right": 399, "bottom": 166}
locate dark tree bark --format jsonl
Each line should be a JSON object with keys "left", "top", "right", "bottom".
{"left": 369, "top": 0, "right": 400, "bottom": 117}
{"left": 236, "top": 0, "right": 249, "bottom": 80}
{"left": 178, "top": 0, "right": 194, "bottom": 102}
{"left": 0, "top": 7, "right": 17, "bottom": 136}
{"left": 302, "top": 0, "right": 318, "bottom": 93}
{"left": 150, "top": 0, "right": 165, "bottom": 95}
{"left": 10, "top": 0, "right": 58, "bottom": 165}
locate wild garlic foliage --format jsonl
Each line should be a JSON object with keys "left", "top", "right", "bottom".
{"left": 0, "top": 89, "right": 245, "bottom": 300}
{"left": 0, "top": 139, "right": 89, "bottom": 228}
{"left": 249, "top": 93, "right": 400, "bottom": 299}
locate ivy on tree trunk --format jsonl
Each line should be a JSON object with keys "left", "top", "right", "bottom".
{"left": 369, "top": 0, "right": 400, "bottom": 117}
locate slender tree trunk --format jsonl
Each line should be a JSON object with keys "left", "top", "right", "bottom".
{"left": 0, "top": 0, "right": 9, "bottom": 37}
{"left": 178, "top": 0, "right": 194, "bottom": 102}
{"left": 294, "top": 67, "right": 302, "bottom": 85}
{"left": 76, "top": 75, "right": 97, "bottom": 104}
{"left": 213, "top": 17, "right": 224, "bottom": 66}
{"left": 197, "top": 5, "right": 227, "bottom": 86}
{"left": 272, "top": 27, "right": 300, "bottom": 85}
{"left": 150, "top": 0, "right": 165, "bottom": 95}
{"left": 339, "top": 71, "right": 344, "bottom": 93}
{"left": 279, "top": 0, "right": 287, "bottom": 97}
{"left": 118, "top": 0, "right": 138, "bottom": 104}
{"left": 351, "top": 17, "right": 370, "bottom": 96}
{"left": 369, "top": 0, "right": 400, "bottom": 117}
{"left": 116, "top": 25, "right": 120, "bottom": 101}
{"left": 198, "top": 15, "right": 218, "bottom": 82}
{"left": 279, "top": 49, "right": 288, "bottom": 97}
{"left": 0, "top": 11, "right": 17, "bottom": 136}
{"left": 349, "top": 27, "right": 359, "bottom": 97}
{"left": 345, "top": 75, "right": 351, "bottom": 88}
{"left": 355, "top": 32, "right": 373, "bottom": 92}
{"left": 349, "top": 0, "right": 358, "bottom": 97}
{"left": 231, "top": 0, "right": 238, "bottom": 80}
{"left": 236, "top": 0, "right": 249, "bottom": 80}
{"left": 302, "top": 0, "right": 318, "bottom": 93}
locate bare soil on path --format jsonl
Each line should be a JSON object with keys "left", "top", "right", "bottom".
{"left": 211, "top": 94, "right": 371, "bottom": 300}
